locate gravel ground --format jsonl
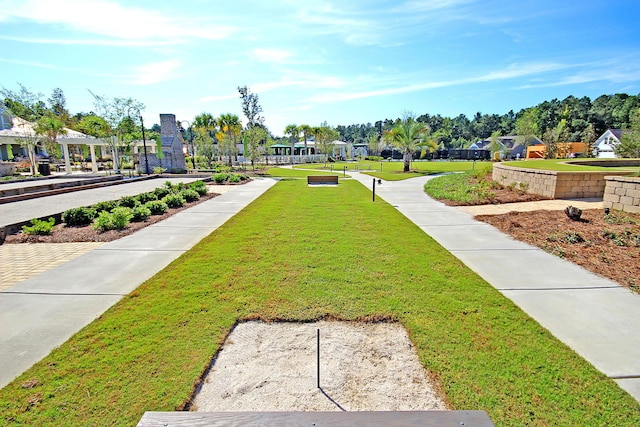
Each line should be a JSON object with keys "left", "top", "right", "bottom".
{"left": 189, "top": 321, "right": 449, "bottom": 412}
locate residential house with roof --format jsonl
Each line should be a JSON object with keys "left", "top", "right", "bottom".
{"left": 593, "top": 129, "right": 623, "bottom": 158}
{"left": 469, "top": 135, "right": 544, "bottom": 159}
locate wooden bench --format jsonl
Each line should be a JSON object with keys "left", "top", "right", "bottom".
{"left": 137, "top": 410, "right": 495, "bottom": 426}
{"left": 307, "top": 175, "right": 338, "bottom": 185}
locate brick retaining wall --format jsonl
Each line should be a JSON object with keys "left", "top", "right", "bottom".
{"left": 603, "top": 176, "right": 640, "bottom": 213}
{"left": 492, "top": 163, "right": 632, "bottom": 199}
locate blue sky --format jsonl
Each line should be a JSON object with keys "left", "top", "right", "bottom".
{"left": 1, "top": 0, "right": 640, "bottom": 136}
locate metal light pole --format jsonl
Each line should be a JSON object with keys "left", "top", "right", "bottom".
{"left": 180, "top": 120, "right": 196, "bottom": 170}
{"left": 126, "top": 106, "right": 149, "bottom": 175}
{"left": 140, "top": 115, "right": 150, "bottom": 174}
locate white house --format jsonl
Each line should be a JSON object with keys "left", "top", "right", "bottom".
{"left": 593, "top": 129, "right": 623, "bottom": 158}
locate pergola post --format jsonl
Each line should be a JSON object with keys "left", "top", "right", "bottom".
{"left": 62, "top": 142, "right": 72, "bottom": 174}
{"left": 89, "top": 145, "right": 98, "bottom": 172}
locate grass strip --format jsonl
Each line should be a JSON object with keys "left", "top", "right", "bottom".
{"left": 1, "top": 180, "right": 638, "bottom": 426}
{"left": 265, "top": 167, "right": 343, "bottom": 178}
{"left": 424, "top": 170, "right": 500, "bottom": 204}
{"left": 290, "top": 160, "right": 484, "bottom": 175}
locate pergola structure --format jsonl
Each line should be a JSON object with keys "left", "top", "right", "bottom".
{"left": 0, "top": 116, "right": 154, "bottom": 174}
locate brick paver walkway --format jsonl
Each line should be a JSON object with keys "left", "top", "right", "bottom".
{"left": 0, "top": 242, "right": 104, "bottom": 291}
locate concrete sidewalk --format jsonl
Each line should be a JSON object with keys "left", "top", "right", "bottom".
{"left": 0, "top": 178, "right": 277, "bottom": 388}
{"left": 351, "top": 172, "right": 640, "bottom": 402}
{"left": 0, "top": 176, "right": 205, "bottom": 228}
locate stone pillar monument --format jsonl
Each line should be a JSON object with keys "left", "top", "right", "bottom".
{"left": 158, "top": 113, "right": 186, "bottom": 172}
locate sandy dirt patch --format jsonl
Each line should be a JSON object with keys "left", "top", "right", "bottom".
{"left": 190, "top": 321, "right": 448, "bottom": 412}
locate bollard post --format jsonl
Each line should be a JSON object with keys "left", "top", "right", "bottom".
{"left": 372, "top": 177, "right": 376, "bottom": 202}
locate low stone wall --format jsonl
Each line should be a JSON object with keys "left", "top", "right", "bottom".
{"left": 492, "top": 163, "right": 632, "bottom": 199}
{"left": 603, "top": 176, "right": 640, "bottom": 213}
{"left": 0, "top": 162, "right": 16, "bottom": 177}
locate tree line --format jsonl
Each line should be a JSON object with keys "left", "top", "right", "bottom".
{"left": 335, "top": 93, "right": 640, "bottom": 150}
{"left": 4, "top": 81, "right": 640, "bottom": 172}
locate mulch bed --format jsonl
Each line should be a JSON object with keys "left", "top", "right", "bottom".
{"left": 476, "top": 209, "right": 640, "bottom": 291}
{"left": 4, "top": 193, "right": 219, "bottom": 244}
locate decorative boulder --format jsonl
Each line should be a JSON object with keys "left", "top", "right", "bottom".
{"left": 564, "top": 205, "right": 583, "bottom": 221}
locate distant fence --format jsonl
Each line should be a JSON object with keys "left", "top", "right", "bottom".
{"left": 381, "top": 149, "right": 491, "bottom": 161}
{"left": 264, "top": 154, "right": 326, "bottom": 164}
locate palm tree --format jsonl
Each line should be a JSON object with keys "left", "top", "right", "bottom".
{"left": 284, "top": 124, "right": 299, "bottom": 157}
{"left": 193, "top": 112, "right": 217, "bottom": 136}
{"left": 218, "top": 113, "right": 241, "bottom": 165}
{"left": 384, "top": 117, "right": 430, "bottom": 172}
{"left": 299, "top": 124, "right": 311, "bottom": 155}
{"left": 310, "top": 126, "right": 322, "bottom": 149}
{"left": 193, "top": 112, "right": 218, "bottom": 168}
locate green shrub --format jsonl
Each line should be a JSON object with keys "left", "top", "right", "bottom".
{"left": 188, "top": 180, "right": 208, "bottom": 196}
{"left": 62, "top": 207, "right": 96, "bottom": 226}
{"left": 228, "top": 174, "right": 241, "bottom": 183}
{"left": 93, "top": 207, "right": 133, "bottom": 231}
{"left": 162, "top": 193, "right": 186, "bottom": 208}
{"left": 22, "top": 217, "right": 56, "bottom": 235}
{"left": 93, "top": 200, "right": 119, "bottom": 213}
{"left": 163, "top": 181, "right": 186, "bottom": 192}
{"left": 145, "top": 200, "right": 169, "bottom": 215}
{"left": 561, "top": 231, "right": 585, "bottom": 244}
{"left": 180, "top": 189, "right": 200, "bottom": 202}
{"left": 131, "top": 205, "right": 151, "bottom": 222}
{"left": 213, "top": 173, "right": 229, "bottom": 183}
{"left": 136, "top": 192, "right": 158, "bottom": 204}
{"left": 153, "top": 186, "right": 171, "bottom": 199}
{"left": 153, "top": 167, "right": 166, "bottom": 174}
{"left": 118, "top": 195, "right": 139, "bottom": 208}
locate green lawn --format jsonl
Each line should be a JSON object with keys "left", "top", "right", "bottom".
{"left": 1, "top": 180, "right": 638, "bottom": 426}
{"left": 265, "top": 167, "right": 344, "bottom": 178}
{"left": 424, "top": 170, "right": 497, "bottom": 204}
{"left": 277, "top": 160, "right": 488, "bottom": 180}
{"left": 503, "top": 158, "right": 639, "bottom": 171}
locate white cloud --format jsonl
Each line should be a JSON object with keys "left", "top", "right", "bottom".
{"left": 0, "top": 35, "right": 179, "bottom": 47}
{"left": 199, "top": 93, "right": 239, "bottom": 103}
{"left": 0, "top": 57, "right": 63, "bottom": 70}
{"left": 395, "top": 0, "right": 474, "bottom": 13}
{"left": 0, "top": 0, "right": 235, "bottom": 42}
{"left": 308, "top": 62, "right": 570, "bottom": 103}
{"left": 253, "top": 48, "right": 294, "bottom": 63}
{"left": 128, "top": 60, "right": 183, "bottom": 85}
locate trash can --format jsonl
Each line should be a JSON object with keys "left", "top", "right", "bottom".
{"left": 37, "top": 159, "right": 51, "bottom": 176}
